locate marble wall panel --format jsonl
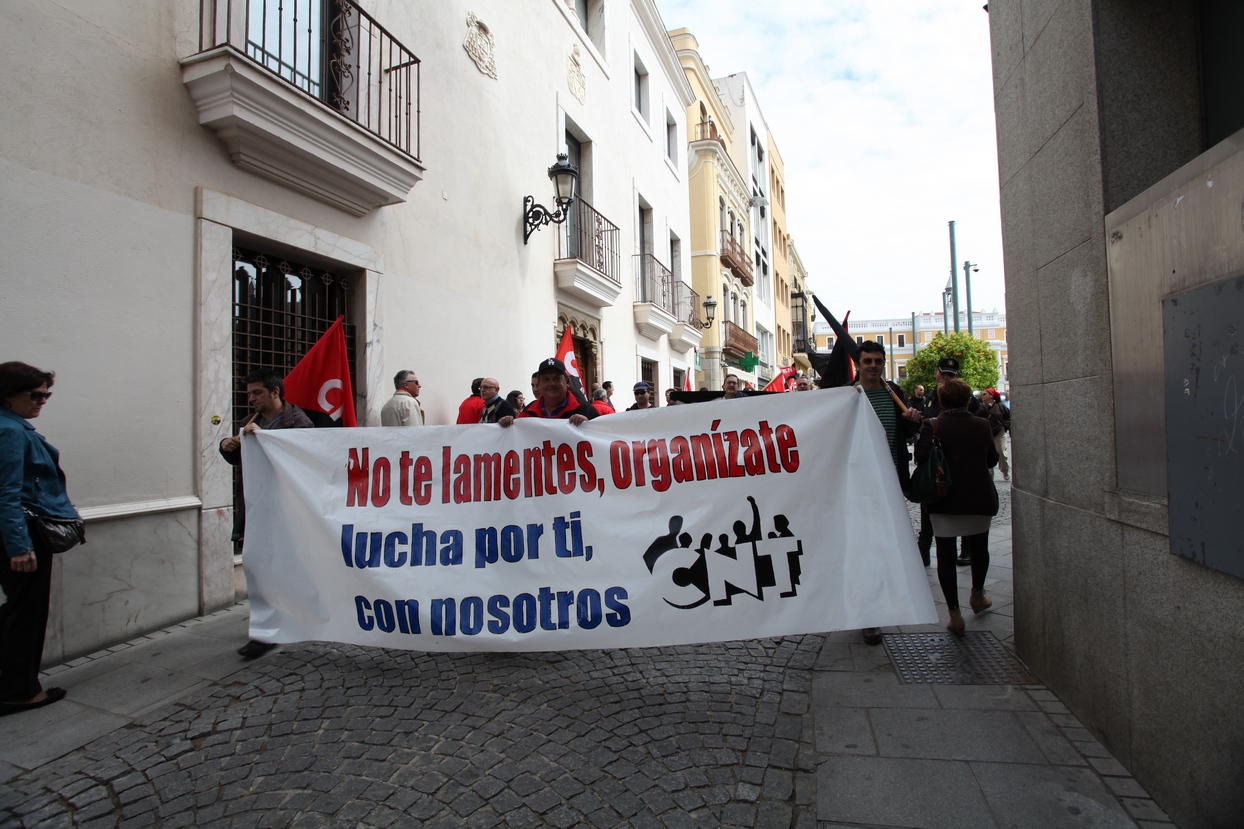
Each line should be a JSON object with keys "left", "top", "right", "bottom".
{"left": 199, "top": 506, "right": 234, "bottom": 611}
{"left": 989, "top": 0, "right": 1024, "bottom": 96}
{"left": 197, "top": 218, "right": 235, "bottom": 513}
{"left": 48, "top": 511, "right": 200, "bottom": 663}
{"left": 1029, "top": 107, "right": 1104, "bottom": 271}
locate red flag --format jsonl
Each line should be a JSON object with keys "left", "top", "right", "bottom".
{"left": 763, "top": 365, "right": 797, "bottom": 392}
{"left": 283, "top": 316, "right": 357, "bottom": 426}
{"left": 684, "top": 367, "right": 693, "bottom": 392}
{"left": 556, "top": 326, "right": 581, "bottom": 383}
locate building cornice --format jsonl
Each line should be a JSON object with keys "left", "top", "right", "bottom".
{"left": 631, "top": 0, "right": 695, "bottom": 108}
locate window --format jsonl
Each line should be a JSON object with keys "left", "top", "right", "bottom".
{"left": 877, "top": 334, "right": 885, "bottom": 346}
{"left": 633, "top": 54, "right": 649, "bottom": 123}
{"left": 856, "top": 336, "right": 863, "bottom": 345}
{"left": 741, "top": 301, "right": 748, "bottom": 329}
{"left": 826, "top": 336, "right": 834, "bottom": 348}
{"left": 988, "top": 329, "right": 995, "bottom": 338}
{"left": 666, "top": 112, "right": 678, "bottom": 163}
{"left": 571, "top": 0, "right": 605, "bottom": 54}
{"left": 898, "top": 334, "right": 906, "bottom": 347}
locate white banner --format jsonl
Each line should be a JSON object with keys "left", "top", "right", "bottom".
{"left": 241, "top": 389, "right": 936, "bottom": 651}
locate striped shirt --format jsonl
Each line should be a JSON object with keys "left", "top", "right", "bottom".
{"left": 858, "top": 384, "right": 901, "bottom": 469}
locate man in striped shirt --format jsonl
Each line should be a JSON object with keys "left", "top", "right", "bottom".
{"left": 852, "top": 339, "right": 924, "bottom": 644}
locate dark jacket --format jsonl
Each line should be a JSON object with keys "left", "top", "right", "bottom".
{"left": 480, "top": 396, "right": 516, "bottom": 424}
{"left": 219, "top": 402, "right": 315, "bottom": 466}
{"left": 914, "top": 410, "right": 998, "bottom": 516}
{"left": 977, "top": 401, "right": 1006, "bottom": 436}
{"left": 518, "top": 393, "right": 599, "bottom": 420}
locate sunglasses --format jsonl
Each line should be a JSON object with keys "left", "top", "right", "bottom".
{"left": 28, "top": 391, "right": 52, "bottom": 402}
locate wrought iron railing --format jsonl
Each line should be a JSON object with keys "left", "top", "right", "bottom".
{"left": 719, "top": 229, "right": 754, "bottom": 286}
{"left": 633, "top": 254, "right": 675, "bottom": 315}
{"left": 560, "top": 197, "right": 620, "bottom": 284}
{"left": 196, "top": 0, "right": 420, "bottom": 159}
{"left": 722, "top": 320, "right": 758, "bottom": 358}
{"left": 673, "top": 281, "right": 701, "bottom": 326}
{"left": 694, "top": 121, "right": 725, "bottom": 146}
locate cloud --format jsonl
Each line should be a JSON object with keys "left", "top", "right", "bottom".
{"left": 662, "top": 0, "right": 1006, "bottom": 320}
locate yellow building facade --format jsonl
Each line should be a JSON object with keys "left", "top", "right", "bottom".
{"left": 768, "top": 134, "right": 794, "bottom": 374}
{"left": 670, "top": 29, "right": 755, "bottom": 391}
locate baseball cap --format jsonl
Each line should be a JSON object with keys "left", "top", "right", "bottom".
{"left": 633, "top": 382, "right": 651, "bottom": 393}
{"left": 937, "top": 357, "right": 960, "bottom": 374}
{"left": 985, "top": 387, "right": 1000, "bottom": 397}
{"left": 535, "top": 358, "right": 567, "bottom": 376}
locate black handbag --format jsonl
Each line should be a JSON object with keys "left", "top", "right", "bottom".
{"left": 911, "top": 419, "right": 952, "bottom": 505}
{"left": 23, "top": 507, "right": 86, "bottom": 554}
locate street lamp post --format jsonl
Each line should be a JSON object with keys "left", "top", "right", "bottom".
{"left": 963, "top": 261, "right": 979, "bottom": 335}
{"left": 949, "top": 221, "right": 961, "bottom": 333}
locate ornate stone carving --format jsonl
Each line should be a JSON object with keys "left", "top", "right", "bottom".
{"left": 463, "top": 12, "right": 497, "bottom": 79}
{"left": 567, "top": 44, "right": 586, "bottom": 105}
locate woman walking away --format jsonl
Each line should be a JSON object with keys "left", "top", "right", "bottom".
{"left": 0, "top": 361, "right": 81, "bottom": 715}
{"left": 914, "top": 378, "right": 999, "bottom": 636}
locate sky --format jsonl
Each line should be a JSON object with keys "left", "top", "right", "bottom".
{"left": 660, "top": 0, "right": 1005, "bottom": 322}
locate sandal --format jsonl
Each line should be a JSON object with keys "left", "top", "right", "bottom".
{"left": 0, "top": 687, "right": 66, "bottom": 717}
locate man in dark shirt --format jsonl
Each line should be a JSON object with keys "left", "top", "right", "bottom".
{"left": 626, "top": 382, "right": 652, "bottom": 411}
{"left": 218, "top": 370, "right": 313, "bottom": 659}
{"left": 478, "top": 378, "right": 516, "bottom": 423}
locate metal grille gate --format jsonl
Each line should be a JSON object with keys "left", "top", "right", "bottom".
{"left": 230, "top": 246, "right": 357, "bottom": 549}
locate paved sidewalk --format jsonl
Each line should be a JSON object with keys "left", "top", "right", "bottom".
{"left": 0, "top": 481, "right": 1177, "bottom": 828}
{"left": 811, "top": 483, "right": 1176, "bottom": 829}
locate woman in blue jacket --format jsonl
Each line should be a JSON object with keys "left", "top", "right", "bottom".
{"left": 0, "top": 361, "right": 79, "bottom": 716}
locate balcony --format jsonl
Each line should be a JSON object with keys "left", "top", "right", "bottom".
{"left": 555, "top": 197, "right": 622, "bottom": 307}
{"left": 182, "top": 0, "right": 425, "bottom": 216}
{"left": 669, "top": 281, "right": 704, "bottom": 354}
{"left": 693, "top": 121, "right": 726, "bottom": 149}
{"left": 720, "top": 230, "right": 754, "bottom": 286}
{"left": 722, "top": 320, "right": 758, "bottom": 360}
{"left": 632, "top": 254, "right": 677, "bottom": 341}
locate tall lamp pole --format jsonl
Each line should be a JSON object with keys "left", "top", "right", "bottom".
{"left": 963, "top": 261, "right": 979, "bottom": 335}
{"left": 949, "top": 221, "right": 960, "bottom": 333}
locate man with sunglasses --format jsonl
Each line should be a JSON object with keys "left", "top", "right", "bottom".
{"left": 852, "top": 340, "right": 923, "bottom": 645}
{"left": 380, "top": 370, "right": 423, "bottom": 426}
{"left": 626, "top": 382, "right": 653, "bottom": 411}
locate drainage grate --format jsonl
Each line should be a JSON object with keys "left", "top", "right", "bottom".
{"left": 883, "top": 632, "right": 1037, "bottom": 685}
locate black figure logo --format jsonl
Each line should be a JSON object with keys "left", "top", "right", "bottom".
{"left": 642, "top": 496, "right": 803, "bottom": 610}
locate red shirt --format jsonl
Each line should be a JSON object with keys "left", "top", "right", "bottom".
{"left": 518, "top": 393, "right": 598, "bottom": 420}
{"left": 456, "top": 396, "right": 485, "bottom": 424}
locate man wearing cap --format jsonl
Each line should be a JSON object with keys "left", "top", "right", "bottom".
{"left": 919, "top": 356, "right": 984, "bottom": 566}
{"left": 499, "top": 359, "right": 598, "bottom": 426}
{"left": 979, "top": 388, "right": 1010, "bottom": 481}
{"left": 626, "top": 382, "right": 653, "bottom": 411}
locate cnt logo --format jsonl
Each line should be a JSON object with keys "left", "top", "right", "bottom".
{"left": 642, "top": 496, "right": 803, "bottom": 609}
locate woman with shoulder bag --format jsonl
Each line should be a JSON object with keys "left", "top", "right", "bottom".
{"left": 0, "top": 361, "right": 82, "bottom": 716}
{"left": 914, "top": 378, "right": 999, "bottom": 636}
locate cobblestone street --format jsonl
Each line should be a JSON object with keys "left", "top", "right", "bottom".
{"left": 0, "top": 628, "right": 823, "bottom": 828}
{"left": 1, "top": 474, "right": 1175, "bottom": 828}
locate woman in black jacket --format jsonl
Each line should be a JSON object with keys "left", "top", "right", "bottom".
{"left": 914, "top": 378, "right": 999, "bottom": 636}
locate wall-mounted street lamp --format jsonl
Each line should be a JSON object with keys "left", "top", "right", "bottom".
{"left": 523, "top": 153, "right": 579, "bottom": 244}
{"left": 693, "top": 295, "right": 718, "bottom": 329}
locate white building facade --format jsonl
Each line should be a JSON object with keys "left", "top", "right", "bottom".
{"left": 1, "top": 0, "right": 694, "bottom": 660}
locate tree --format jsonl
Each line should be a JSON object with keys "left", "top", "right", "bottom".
{"left": 900, "top": 332, "right": 999, "bottom": 396}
